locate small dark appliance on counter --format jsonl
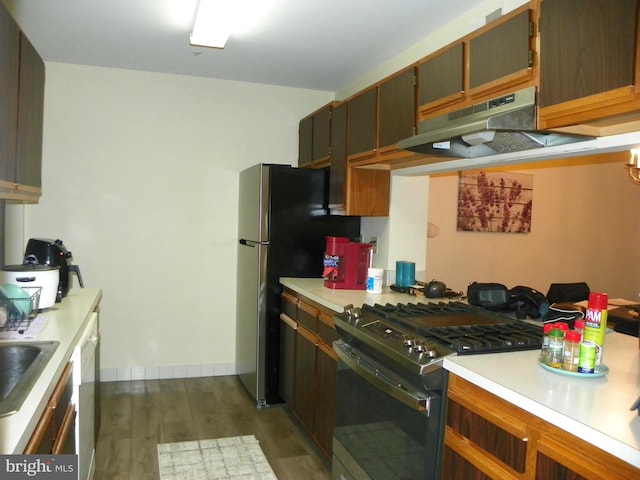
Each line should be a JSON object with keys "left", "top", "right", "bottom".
{"left": 23, "top": 238, "right": 84, "bottom": 302}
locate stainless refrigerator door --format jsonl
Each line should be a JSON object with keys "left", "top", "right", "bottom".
{"left": 236, "top": 164, "right": 271, "bottom": 406}
{"left": 236, "top": 240, "right": 268, "bottom": 405}
{"left": 237, "top": 163, "right": 269, "bottom": 243}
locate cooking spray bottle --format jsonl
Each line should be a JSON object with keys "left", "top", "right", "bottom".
{"left": 579, "top": 292, "right": 608, "bottom": 371}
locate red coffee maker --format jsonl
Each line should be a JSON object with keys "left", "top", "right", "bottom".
{"left": 323, "top": 237, "right": 372, "bottom": 290}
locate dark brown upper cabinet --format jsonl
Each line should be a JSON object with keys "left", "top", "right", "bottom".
{"left": 17, "top": 32, "right": 45, "bottom": 188}
{"left": 0, "top": 2, "right": 20, "bottom": 186}
{"left": 378, "top": 67, "right": 416, "bottom": 153}
{"left": 538, "top": 0, "right": 640, "bottom": 131}
{"left": 418, "top": 42, "right": 464, "bottom": 116}
{"left": 298, "top": 102, "right": 333, "bottom": 168}
{"left": 298, "top": 115, "right": 313, "bottom": 167}
{"left": 328, "top": 102, "right": 347, "bottom": 211}
{"left": 417, "top": 5, "right": 534, "bottom": 123}
{"left": 468, "top": 9, "right": 533, "bottom": 97}
{"left": 347, "top": 86, "right": 378, "bottom": 159}
{"left": 311, "top": 104, "right": 332, "bottom": 165}
{"left": 329, "top": 101, "right": 389, "bottom": 217}
{"left": 0, "top": 2, "right": 44, "bottom": 202}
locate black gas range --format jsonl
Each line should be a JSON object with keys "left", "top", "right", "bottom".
{"left": 332, "top": 301, "right": 543, "bottom": 480}
{"left": 333, "top": 300, "right": 543, "bottom": 376}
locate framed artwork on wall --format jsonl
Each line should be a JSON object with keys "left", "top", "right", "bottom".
{"left": 457, "top": 170, "right": 533, "bottom": 233}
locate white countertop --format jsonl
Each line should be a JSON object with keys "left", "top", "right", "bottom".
{"left": 0, "top": 288, "right": 102, "bottom": 453}
{"left": 280, "top": 277, "right": 640, "bottom": 469}
{"left": 280, "top": 277, "right": 425, "bottom": 312}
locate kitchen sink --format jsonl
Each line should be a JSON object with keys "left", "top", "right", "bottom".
{"left": 0, "top": 341, "right": 59, "bottom": 417}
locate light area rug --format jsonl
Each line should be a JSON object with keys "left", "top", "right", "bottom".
{"left": 157, "top": 435, "right": 278, "bottom": 480}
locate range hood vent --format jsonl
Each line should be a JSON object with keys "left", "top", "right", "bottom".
{"left": 398, "top": 87, "right": 592, "bottom": 159}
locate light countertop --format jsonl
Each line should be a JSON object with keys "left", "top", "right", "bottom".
{"left": 280, "top": 277, "right": 640, "bottom": 469}
{"left": 0, "top": 288, "right": 102, "bottom": 453}
{"left": 280, "top": 277, "right": 425, "bottom": 312}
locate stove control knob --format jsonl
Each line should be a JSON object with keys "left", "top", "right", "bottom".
{"left": 404, "top": 337, "right": 416, "bottom": 348}
{"left": 415, "top": 342, "right": 427, "bottom": 353}
{"left": 423, "top": 347, "right": 438, "bottom": 358}
{"left": 344, "top": 304, "right": 362, "bottom": 319}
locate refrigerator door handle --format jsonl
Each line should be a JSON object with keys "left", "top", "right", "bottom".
{"left": 239, "top": 238, "right": 270, "bottom": 247}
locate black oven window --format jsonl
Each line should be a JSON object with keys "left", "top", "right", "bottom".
{"left": 333, "top": 364, "right": 444, "bottom": 480}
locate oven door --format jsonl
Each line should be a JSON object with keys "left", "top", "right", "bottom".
{"left": 332, "top": 340, "right": 446, "bottom": 480}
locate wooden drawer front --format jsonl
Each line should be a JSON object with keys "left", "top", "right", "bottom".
{"left": 446, "top": 399, "right": 527, "bottom": 473}
{"left": 298, "top": 302, "right": 319, "bottom": 331}
{"left": 318, "top": 312, "right": 339, "bottom": 345}
{"left": 281, "top": 291, "right": 298, "bottom": 320}
{"left": 442, "top": 447, "right": 492, "bottom": 480}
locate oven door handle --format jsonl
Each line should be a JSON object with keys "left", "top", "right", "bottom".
{"left": 335, "top": 344, "right": 432, "bottom": 414}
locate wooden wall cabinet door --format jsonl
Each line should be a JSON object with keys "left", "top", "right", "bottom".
{"left": 418, "top": 42, "right": 464, "bottom": 116}
{"left": 329, "top": 101, "right": 390, "bottom": 217}
{"left": 312, "top": 104, "right": 332, "bottom": 165}
{"left": 378, "top": 67, "right": 416, "bottom": 153}
{"left": 0, "top": 1, "right": 19, "bottom": 185}
{"left": 468, "top": 9, "right": 533, "bottom": 99}
{"left": 329, "top": 102, "right": 348, "bottom": 212}
{"left": 16, "top": 31, "right": 45, "bottom": 188}
{"left": 347, "top": 87, "right": 378, "bottom": 159}
{"left": 538, "top": 0, "right": 640, "bottom": 129}
{"left": 0, "top": 2, "right": 44, "bottom": 202}
{"left": 298, "top": 115, "right": 313, "bottom": 167}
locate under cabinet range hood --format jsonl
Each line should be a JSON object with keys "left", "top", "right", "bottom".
{"left": 398, "top": 86, "right": 591, "bottom": 159}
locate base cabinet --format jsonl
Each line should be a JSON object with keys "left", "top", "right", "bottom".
{"left": 444, "top": 374, "right": 640, "bottom": 480}
{"left": 280, "top": 288, "right": 338, "bottom": 459}
{"left": 24, "top": 362, "right": 76, "bottom": 454}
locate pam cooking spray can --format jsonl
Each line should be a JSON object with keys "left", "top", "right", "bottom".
{"left": 579, "top": 292, "right": 608, "bottom": 372}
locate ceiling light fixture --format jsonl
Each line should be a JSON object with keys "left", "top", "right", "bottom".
{"left": 190, "top": 0, "right": 232, "bottom": 49}
{"left": 626, "top": 148, "right": 640, "bottom": 184}
{"left": 190, "top": 0, "right": 274, "bottom": 49}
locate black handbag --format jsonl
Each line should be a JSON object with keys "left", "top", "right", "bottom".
{"left": 546, "top": 282, "right": 590, "bottom": 304}
{"left": 467, "top": 282, "right": 509, "bottom": 308}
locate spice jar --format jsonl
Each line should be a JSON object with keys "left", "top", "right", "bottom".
{"left": 562, "top": 330, "right": 581, "bottom": 372}
{"left": 546, "top": 328, "right": 564, "bottom": 369}
{"left": 541, "top": 323, "right": 554, "bottom": 363}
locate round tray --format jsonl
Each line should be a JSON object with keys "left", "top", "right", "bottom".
{"left": 538, "top": 359, "right": 609, "bottom": 378}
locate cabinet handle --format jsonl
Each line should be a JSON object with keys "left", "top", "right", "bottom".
{"left": 52, "top": 403, "right": 76, "bottom": 454}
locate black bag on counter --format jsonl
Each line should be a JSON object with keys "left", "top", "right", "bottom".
{"left": 468, "top": 283, "right": 549, "bottom": 319}
{"left": 467, "top": 282, "right": 509, "bottom": 308}
{"left": 546, "top": 282, "right": 590, "bottom": 304}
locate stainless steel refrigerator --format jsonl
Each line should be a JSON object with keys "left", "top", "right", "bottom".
{"left": 236, "top": 163, "right": 360, "bottom": 407}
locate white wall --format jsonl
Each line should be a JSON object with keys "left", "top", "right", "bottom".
{"left": 7, "top": 63, "right": 332, "bottom": 381}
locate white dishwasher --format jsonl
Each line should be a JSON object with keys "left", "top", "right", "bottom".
{"left": 72, "top": 311, "right": 99, "bottom": 480}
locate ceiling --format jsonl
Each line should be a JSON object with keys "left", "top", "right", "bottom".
{"left": 3, "top": 0, "right": 487, "bottom": 92}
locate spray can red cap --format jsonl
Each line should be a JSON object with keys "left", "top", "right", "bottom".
{"left": 588, "top": 292, "right": 608, "bottom": 310}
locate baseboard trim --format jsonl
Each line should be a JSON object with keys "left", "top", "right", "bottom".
{"left": 100, "top": 363, "right": 237, "bottom": 382}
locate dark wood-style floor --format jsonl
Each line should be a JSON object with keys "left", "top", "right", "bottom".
{"left": 94, "top": 375, "right": 331, "bottom": 480}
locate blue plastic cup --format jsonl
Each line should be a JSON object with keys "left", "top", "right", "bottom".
{"left": 396, "top": 261, "right": 416, "bottom": 287}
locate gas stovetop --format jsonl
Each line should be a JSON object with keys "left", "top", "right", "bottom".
{"left": 333, "top": 301, "right": 543, "bottom": 376}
